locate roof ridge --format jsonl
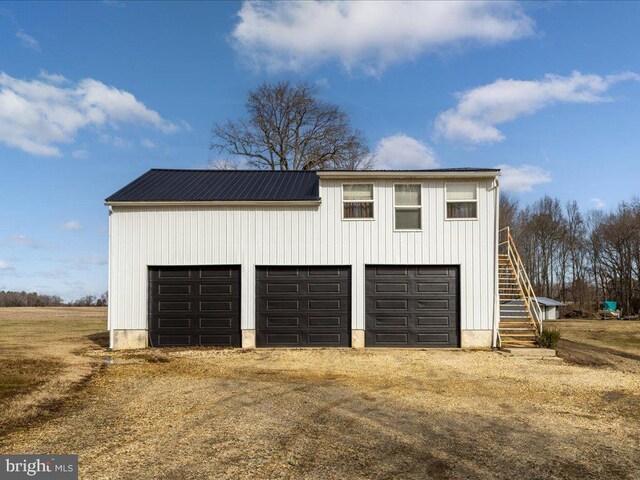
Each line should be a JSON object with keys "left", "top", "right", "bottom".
{"left": 148, "top": 168, "right": 317, "bottom": 173}
{"left": 147, "top": 168, "right": 500, "bottom": 172}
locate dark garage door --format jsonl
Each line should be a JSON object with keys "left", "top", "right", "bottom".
{"left": 256, "top": 266, "right": 351, "bottom": 347}
{"left": 148, "top": 265, "right": 241, "bottom": 347}
{"left": 365, "top": 265, "right": 459, "bottom": 347}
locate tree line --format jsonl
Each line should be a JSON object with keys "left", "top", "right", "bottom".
{"left": 501, "top": 195, "right": 640, "bottom": 315}
{"left": 0, "top": 291, "right": 108, "bottom": 307}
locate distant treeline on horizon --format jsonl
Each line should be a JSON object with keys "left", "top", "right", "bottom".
{"left": 0, "top": 290, "right": 107, "bottom": 307}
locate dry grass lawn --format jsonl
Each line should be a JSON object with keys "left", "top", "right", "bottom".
{"left": 547, "top": 318, "right": 640, "bottom": 356}
{"left": 0, "top": 308, "right": 639, "bottom": 479}
{"left": 0, "top": 307, "right": 107, "bottom": 433}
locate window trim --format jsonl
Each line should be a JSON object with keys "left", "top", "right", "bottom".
{"left": 445, "top": 182, "right": 479, "bottom": 221}
{"left": 342, "top": 183, "right": 375, "bottom": 221}
{"left": 393, "top": 183, "right": 423, "bottom": 232}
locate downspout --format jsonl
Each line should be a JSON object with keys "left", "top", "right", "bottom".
{"left": 491, "top": 178, "right": 500, "bottom": 348}
{"left": 108, "top": 205, "right": 113, "bottom": 350}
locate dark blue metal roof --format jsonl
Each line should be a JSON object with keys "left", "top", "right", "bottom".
{"left": 105, "top": 169, "right": 321, "bottom": 202}
{"left": 106, "top": 167, "right": 500, "bottom": 203}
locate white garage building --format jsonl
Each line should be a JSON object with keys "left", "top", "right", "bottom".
{"left": 106, "top": 168, "right": 502, "bottom": 350}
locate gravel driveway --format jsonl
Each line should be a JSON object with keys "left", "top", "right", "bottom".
{"left": 1, "top": 347, "right": 639, "bottom": 480}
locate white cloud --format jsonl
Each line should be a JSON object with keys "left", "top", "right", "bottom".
{"left": 16, "top": 30, "right": 40, "bottom": 51}
{"left": 0, "top": 260, "right": 12, "bottom": 270}
{"left": 39, "top": 70, "right": 67, "bottom": 84}
{"left": 589, "top": 198, "right": 606, "bottom": 210}
{"left": 374, "top": 134, "right": 438, "bottom": 169}
{"left": 7, "top": 234, "right": 43, "bottom": 249}
{"left": 497, "top": 164, "right": 551, "bottom": 193}
{"left": 232, "top": 1, "right": 534, "bottom": 75}
{"left": 435, "top": 71, "right": 640, "bottom": 144}
{"left": 141, "top": 138, "right": 156, "bottom": 149}
{"left": 103, "top": 0, "right": 126, "bottom": 7}
{"left": 0, "top": 71, "right": 178, "bottom": 156}
{"left": 71, "top": 149, "right": 89, "bottom": 159}
{"left": 75, "top": 255, "right": 108, "bottom": 266}
{"left": 62, "top": 220, "right": 83, "bottom": 231}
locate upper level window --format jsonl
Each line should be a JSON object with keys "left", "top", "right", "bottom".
{"left": 343, "top": 184, "right": 374, "bottom": 219}
{"left": 394, "top": 184, "right": 422, "bottom": 230}
{"left": 446, "top": 183, "right": 478, "bottom": 219}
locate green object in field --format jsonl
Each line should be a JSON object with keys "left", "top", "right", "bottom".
{"left": 603, "top": 301, "right": 617, "bottom": 311}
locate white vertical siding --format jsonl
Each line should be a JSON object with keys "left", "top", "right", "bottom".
{"left": 109, "top": 178, "right": 497, "bottom": 334}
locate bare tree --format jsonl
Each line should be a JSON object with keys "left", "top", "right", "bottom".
{"left": 499, "top": 192, "right": 520, "bottom": 230}
{"left": 211, "top": 81, "right": 372, "bottom": 171}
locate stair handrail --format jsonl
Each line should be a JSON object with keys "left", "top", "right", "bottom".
{"left": 498, "top": 227, "right": 543, "bottom": 334}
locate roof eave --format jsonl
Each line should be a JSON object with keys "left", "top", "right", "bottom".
{"left": 105, "top": 199, "right": 322, "bottom": 207}
{"left": 316, "top": 170, "right": 500, "bottom": 179}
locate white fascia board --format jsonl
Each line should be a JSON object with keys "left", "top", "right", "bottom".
{"left": 317, "top": 171, "right": 500, "bottom": 180}
{"left": 105, "top": 200, "right": 322, "bottom": 207}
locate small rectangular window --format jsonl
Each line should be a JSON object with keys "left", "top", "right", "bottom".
{"left": 343, "top": 184, "right": 374, "bottom": 219}
{"left": 394, "top": 184, "right": 421, "bottom": 230}
{"left": 446, "top": 183, "right": 478, "bottom": 219}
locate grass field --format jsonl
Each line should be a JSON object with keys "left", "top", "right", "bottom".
{"left": 546, "top": 319, "right": 640, "bottom": 356}
{"left": 0, "top": 308, "right": 639, "bottom": 479}
{"left": 0, "top": 307, "right": 107, "bottom": 433}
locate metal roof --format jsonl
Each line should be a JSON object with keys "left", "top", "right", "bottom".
{"left": 505, "top": 297, "right": 566, "bottom": 308}
{"left": 535, "top": 297, "right": 566, "bottom": 307}
{"left": 105, "top": 169, "right": 320, "bottom": 202}
{"left": 105, "top": 167, "right": 501, "bottom": 203}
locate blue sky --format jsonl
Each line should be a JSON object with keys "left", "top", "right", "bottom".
{"left": 1, "top": 1, "right": 639, "bottom": 299}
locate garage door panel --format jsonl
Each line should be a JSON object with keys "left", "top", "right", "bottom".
{"left": 199, "top": 334, "right": 234, "bottom": 345}
{"left": 416, "top": 282, "right": 450, "bottom": 293}
{"left": 157, "top": 334, "right": 191, "bottom": 346}
{"left": 308, "top": 299, "right": 342, "bottom": 310}
{"left": 199, "top": 284, "right": 233, "bottom": 295}
{"left": 200, "top": 300, "right": 233, "bottom": 312}
{"left": 416, "top": 299, "right": 450, "bottom": 310}
{"left": 157, "top": 317, "right": 192, "bottom": 329}
{"left": 256, "top": 266, "right": 351, "bottom": 347}
{"left": 266, "top": 316, "right": 300, "bottom": 327}
{"left": 373, "top": 299, "right": 408, "bottom": 310}
{"left": 199, "top": 268, "right": 233, "bottom": 278}
{"left": 307, "top": 282, "right": 342, "bottom": 294}
{"left": 266, "top": 299, "right": 300, "bottom": 311}
{"left": 416, "top": 267, "right": 450, "bottom": 276}
{"left": 374, "top": 316, "right": 408, "bottom": 327}
{"left": 263, "top": 267, "right": 300, "bottom": 278}
{"left": 266, "top": 333, "right": 300, "bottom": 344}
{"left": 266, "top": 283, "right": 300, "bottom": 294}
{"left": 199, "top": 317, "right": 234, "bottom": 329}
{"left": 416, "top": 316, "right": 452, "bottom": 327}
{"left": 308, "top": 316, "right": 341, "bottom": 327}
{"left": 158, "top": 284, "right": 192, "bottom": 295}
{"left": 417, "top": 333, "right": 452, "bottom": 345}
{"left": 308, "top": 333, "right": 342, "bottom": 344}
{"left": 149, "top": 265, "right": 241, "bottom": 347}
{"left": 154, "top": 269, "right": 192, "bottom": 279}
{"left": 157, "top": 301, "right": 192, "bottom": 313}
{"left": 366, "top": 265, "right": 459, "bottom": 348}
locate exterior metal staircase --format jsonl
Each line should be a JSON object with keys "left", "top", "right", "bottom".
{"left": 497, "top": 227, "right": 542, "bottom": 348}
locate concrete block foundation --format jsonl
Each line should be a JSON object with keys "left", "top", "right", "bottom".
{"left": 351, "top": 329, "right": 365, "bottom": 348}
{"left": 112, "top": 329, "right": 147, "bottom": 350}
{"left": 460, "top": 330, "right": 493, "bottom": 349}
{"left": 242, "top": 329, "right": 256, "bottom": 349}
